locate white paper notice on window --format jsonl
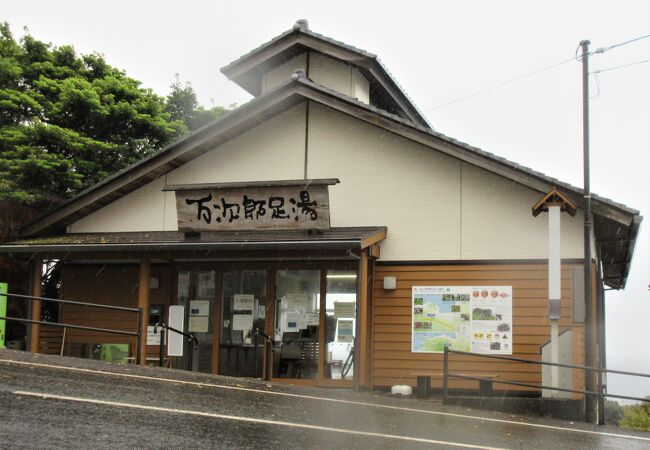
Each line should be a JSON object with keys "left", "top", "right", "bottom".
{"left": 189, "top": 300, "right": 210, "bottom": 316}
{"left": 337, "top": 319, "right": 354, "bottom": 343}
{"left": 147, "top": 325, "right": 164, "bottom": 345}
{"left": 306, "top": 313, "right": 319, "bottom": 326}
{"left": 286, "top": 312, "right": 306, "bottom": 331}
{"left": 334, "top": 301, "right": 355, "bottom": 318}
{"left": 188, "top": 316, "right": 209, "bottom": 333}
{"left": 286, "top": 294, "right": 310, "bottom": 312}
{"left": 234, "top": 294, "right": 254, "bottom": 311}
{"left": 232, "top": 314, "right": 253, "bottom": 331}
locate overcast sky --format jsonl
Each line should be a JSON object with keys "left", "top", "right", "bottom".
{"left": 4, "top": 1, "right": 649, "bottom": 399}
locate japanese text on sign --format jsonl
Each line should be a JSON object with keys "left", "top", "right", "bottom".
{"left": 175, "top": 184, "right": 331, "bottom": 231}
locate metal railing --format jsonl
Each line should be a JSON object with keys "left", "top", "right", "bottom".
{"left": 442, "top": 346, "right": 650, "bottom": 409}
{"left": 153, "top": 322, "right": 198, "bottom": 371}
{"left": 254, "top": 327, "right": 273, "bottom": 381}
{"left": 0, "top": 292, "right": 143, "bottom": 364}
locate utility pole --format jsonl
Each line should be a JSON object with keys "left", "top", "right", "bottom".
{"left": 580, "top": 39, "right": 596, "bottom": 424}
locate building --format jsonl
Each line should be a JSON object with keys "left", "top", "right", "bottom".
{"left": 0, "top": 21, "right": 641, "bottom": 395}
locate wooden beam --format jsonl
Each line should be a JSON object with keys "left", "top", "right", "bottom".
{"left": 28, "top": 258, "right": 42, "bottom": 353}
{"left": 137, "top": 257, "right": 151, "bottom": 366}
{"left": 264, "top": 269, "right": 276, "bottom": 381}
{"left": 318, "top": 270, "right": 327, "bottom": 380}
{"left": 212, "top": 270, "right": 222, "bottom": 375}
{"left": 358, "top": 249, "right": 370, "bottom": 387}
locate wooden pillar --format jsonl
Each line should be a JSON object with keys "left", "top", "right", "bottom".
{"left": 137, "top": 257, "right": 151, "bottom": 366}
{"left": 358, "top": 249, "right": 369, "bottom": 388}
{"left": 211, "top": 270, "right": 222, "bottom": 375}
{"left": 28, "top": 258, "right": 43, "bottom": 353}
{"left": 318, "top": 270, "right": 327, "bottom": 381}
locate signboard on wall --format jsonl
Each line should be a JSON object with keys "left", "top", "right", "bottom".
{"left": 412, "top": 286, "right": 512, "bottom": 354}
{"left": 168, "top": 179, "right": 339, "bottom": 232}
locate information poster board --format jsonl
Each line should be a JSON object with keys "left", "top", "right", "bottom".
{"left": 412, "top": 286, "right": 512, "bottom": 354}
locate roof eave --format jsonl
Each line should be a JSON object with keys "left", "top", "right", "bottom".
{"left": 220, "top": 29, "right": 431, "bottom": 129}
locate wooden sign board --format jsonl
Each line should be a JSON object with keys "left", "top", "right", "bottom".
{"left": 173, "top": 182, "right": 333, "bottom": 231}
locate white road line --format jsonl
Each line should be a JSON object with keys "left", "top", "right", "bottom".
{"left": 2, "top": 358, "right": 648, "bottom": 443}
{"left": 11, "top": 390, "right": 504, "bottom": 450}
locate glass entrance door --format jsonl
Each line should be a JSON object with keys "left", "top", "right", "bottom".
{"left": 273, "top": 270, "right": 321, "bottom": 380}
{"left": 176, "top": 270, "right": 215, "bottom": 373}
{"left": 219, "top": 270, "right": 267, "bottom": 377}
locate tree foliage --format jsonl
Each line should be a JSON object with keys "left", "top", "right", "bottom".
{"left": 165, "top": 74, "right": 229, "bottom": 132}
{"left": 619, "top": 399, "right": 650, "bottom": 431}
{"left": 0, "top": 24, "right": 226, "bottom": 206}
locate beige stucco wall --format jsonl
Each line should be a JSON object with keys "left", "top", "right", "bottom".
{"left": 306, "top": 103, "right": 584, "bottom": 261}
{"left": 262, "top": 53, "right": 307, "bottom": 93}
{"left": 460, "top": 162, "right": 584, "bottom": 259}
{"left": 70, "top": 99, "right": 584, "bottom": 261}
{"left": 69, "top": 103, "right": 306, "bottom": 233}
{"left": 261, "top": 52, "right": 369, "bottom": 104}
{"left": 307, "top": 102, "right": 462, "bottom": 260}
{"left": 310, "top": 52, "right": 369, "bottom": 104}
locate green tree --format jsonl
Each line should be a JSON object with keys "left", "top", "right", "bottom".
{"left": 0, "top": 23, "right": 187, "bottom": 205}
{"left": 619, "top": 399, "right": 650, "bottom": 431}
{"left": 165, "top": 74, "right": 228, "bottom": 131}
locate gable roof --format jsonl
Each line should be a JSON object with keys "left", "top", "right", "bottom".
{"left": 13, "top": 74, "right": 641, "bottom": 289}
{"left": 220, "top": 20, "right": 431, "bottom": 129}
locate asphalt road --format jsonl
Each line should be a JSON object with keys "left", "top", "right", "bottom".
{"left": 0, "top": 349, "right": 648, "bottom": 449}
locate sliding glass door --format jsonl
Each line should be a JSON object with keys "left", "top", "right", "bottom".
{"left": 273, "top": 270, "right": 321, "bottom": 379}
{"left": 219, "top": 270, "right": 267, "bottom": 377}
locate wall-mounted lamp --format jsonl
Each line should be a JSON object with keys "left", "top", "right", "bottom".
{"left": 383, "top": 276, "right": 396, "bottom": 290}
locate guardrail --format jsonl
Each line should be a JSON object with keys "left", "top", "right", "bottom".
{"left": 0, "top": 292, "right": 143, "bottom": 364}
{"left": 442, "top": 346, "right": 650, "bottom": 420}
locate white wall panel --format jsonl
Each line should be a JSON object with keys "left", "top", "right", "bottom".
{"left": 262, "top": 53, "right": 307, "bottom": 93}
{"left": 460, "top": 162, "right": 584, "bottom": 259}
{"left": 307, "top": 103, "right": 462, "bottom": 260}
{"left": 69, "top": 176, "right": 168, "bottom": 232}
{"left": 309, "top": 53, "right": 354, "bottom": 98}
{"left": 166, "top": 103, "right": 305, "bottom": 185}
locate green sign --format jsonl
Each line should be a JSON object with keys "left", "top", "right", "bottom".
{"left": 0, "top": 282, "right": 7, "bottom": 349}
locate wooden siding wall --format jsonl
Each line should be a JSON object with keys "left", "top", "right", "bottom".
{"left": 60, "top": 264, "right": 172, "bottom": 358}
{"left": 372, "top": 263, "right": 586, "bottom": 393}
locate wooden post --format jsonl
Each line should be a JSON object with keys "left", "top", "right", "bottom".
{"left": 212, "top": 270, "right": 222, "bottom": 375}
{"left": 358, "top": 249, "right": 369, "bottom": 388}
{"left": 137, "top": 257, "right": 151, "bottom": 366}
{"left": 318, "top": 270, "right": 327, "bottom": 381}
{"left": 28, "top": 258, "right": 43, "bottom": 353}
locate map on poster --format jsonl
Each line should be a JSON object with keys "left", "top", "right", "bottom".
{"left": 412, "top": 286, "right": 512, "bottom": 354}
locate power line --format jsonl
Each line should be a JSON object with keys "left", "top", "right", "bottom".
{"left": 424, "top": 57, "right": 575, "bottom": 111}
{"left": 592, "top": 59, "right": 649, "bottom": 75}
{"left": 596, "top": 34, "right": 650, "bottom": 54}
{"left": 427, "top": 34, "right": 650, "bottom": 112}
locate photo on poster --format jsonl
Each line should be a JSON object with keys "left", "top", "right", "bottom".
{"left": 412, "top": 286, "right": 512, "bottom": 354}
